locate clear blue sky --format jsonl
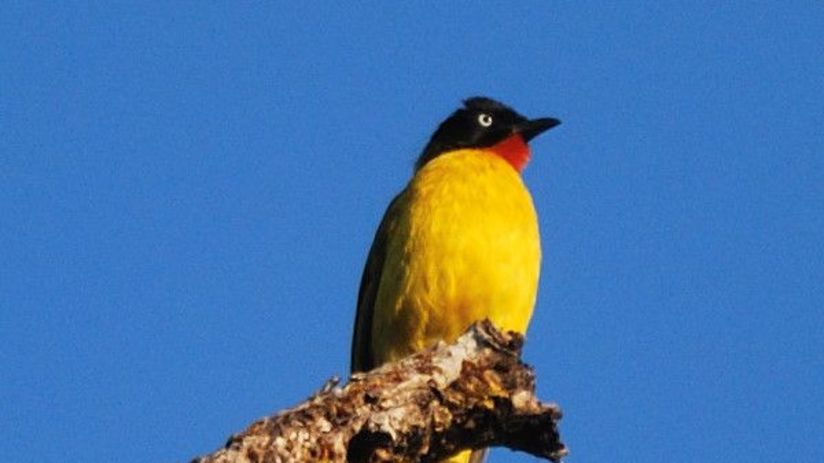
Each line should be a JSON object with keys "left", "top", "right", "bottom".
{"left": 2, "top": 2, "right": 822, "bottom": 462}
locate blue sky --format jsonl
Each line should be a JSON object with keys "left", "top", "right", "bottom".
{"left": 2, "top": 2, "right": 822, "bottom": 462}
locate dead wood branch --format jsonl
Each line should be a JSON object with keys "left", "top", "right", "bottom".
{"left": 192, "top": 320, "right": 566, "bottom": 462}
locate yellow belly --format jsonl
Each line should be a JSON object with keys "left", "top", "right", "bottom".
{"left": 370, "top": 148, "right": 541, "bottom": 366}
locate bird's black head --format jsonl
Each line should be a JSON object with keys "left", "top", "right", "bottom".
{"left": 415, "top": 97, "right": 560, "bottom": 171}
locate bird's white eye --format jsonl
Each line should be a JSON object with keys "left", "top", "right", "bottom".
{"left": 477, "top": 113, "right": 493, "bottom": 127}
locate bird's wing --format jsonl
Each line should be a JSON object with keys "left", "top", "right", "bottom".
{"left": 350, "top": 191, "right": 405, "bottom": 372}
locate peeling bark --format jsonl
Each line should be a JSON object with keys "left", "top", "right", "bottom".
{"left": 192, "top": 320, "right": 566, "bottom": 462}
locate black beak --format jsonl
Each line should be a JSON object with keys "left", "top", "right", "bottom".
{"left": 514, "top": 117, "right": 561, "bottom": 142}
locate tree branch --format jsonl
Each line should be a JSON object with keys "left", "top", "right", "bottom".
{"left": 192, "top": 320, "right": 567, "bottom": 462}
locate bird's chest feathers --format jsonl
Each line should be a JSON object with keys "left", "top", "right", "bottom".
{"left": 400, "top": 150, "right": 540, "bottom": 326}
{"left": 410, "top": 173, "right": 530, "bottom": 251}
{"left": 408, "top": 150, "right": 537, "bottom": 245}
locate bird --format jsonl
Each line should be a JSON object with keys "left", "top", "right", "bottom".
{"left": 351, "top": 97, "right": 560, "bottom": 463}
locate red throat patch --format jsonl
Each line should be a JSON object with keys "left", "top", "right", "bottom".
{"left": 489, "top": 134, "right": 531, "bottom": 172}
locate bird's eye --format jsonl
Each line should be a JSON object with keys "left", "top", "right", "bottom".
{"left": 477, "top": 113, "right": 493, "bottom": 127}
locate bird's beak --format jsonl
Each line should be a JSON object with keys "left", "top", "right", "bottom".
{"left": 514, "top": 117, "right": 561, "bottom": 142}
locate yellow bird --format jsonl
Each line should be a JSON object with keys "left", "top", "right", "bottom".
{"left": 351, "top": 97, "right": 560, "bottom": 463}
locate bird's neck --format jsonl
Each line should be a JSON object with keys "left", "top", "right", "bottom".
{"left": 488, "top": 134, "right": 531, "bottom": 172}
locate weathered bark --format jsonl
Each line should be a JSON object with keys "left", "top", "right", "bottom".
{"left": 192, "top": 320, "right": 566, "bottom": 462}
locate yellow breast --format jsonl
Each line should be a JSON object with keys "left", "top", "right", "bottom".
{"left": 370, "top": 149, "right": 541, "bottom": 365}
